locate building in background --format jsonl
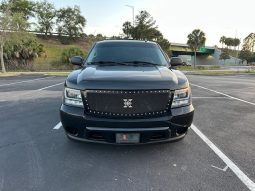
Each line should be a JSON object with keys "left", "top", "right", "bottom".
{"left": 170, "top": 43, "right": 242, "bottom": 65}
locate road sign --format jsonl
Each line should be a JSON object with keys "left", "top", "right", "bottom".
{"left": 199, "top": 46, "right": 206, "bottom": 52}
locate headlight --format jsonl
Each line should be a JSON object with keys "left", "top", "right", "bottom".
{"left": 64, "top": 87, "right": 83, "bottom": 107}
{"left": 171, "top": 87, "right": 191, "bottom": 108}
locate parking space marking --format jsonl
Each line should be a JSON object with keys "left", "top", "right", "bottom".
{"left": 53, "top": 122, "right": 62, "bottom": 130}
{"left": 191, "top": 83, "right": 255, "bottom": 106}
{"left": 211, "top": 165, "right": 228, "bottom": 172}
{"left": 0, "top": 82, "right": 64, "bottom": 108}
{"left": 0, "top": 76, "right": 53, "bottom": 87}
{"left": 191, "top": 124, "right": 255, "bottom": 191}
{"left": 37, "top": 82, "right": 63, "bottom": 91}
{"left": 192, "top": 97, "right": 230, "bottom": 99}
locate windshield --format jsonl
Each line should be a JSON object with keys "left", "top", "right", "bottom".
{"left": 86, "top": 42, "right": 168, "bottom": 65}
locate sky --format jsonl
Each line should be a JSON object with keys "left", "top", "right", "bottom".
{"left": 49, "top": 0, "right": 255, "bottom": 46}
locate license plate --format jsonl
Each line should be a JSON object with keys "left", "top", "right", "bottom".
{"left": 116, "top": 133, "right": 140, "bottom": 144}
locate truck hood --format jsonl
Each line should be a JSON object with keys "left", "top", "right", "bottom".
{"left": 66, "top": 65, "right": 188, "bottom": 90}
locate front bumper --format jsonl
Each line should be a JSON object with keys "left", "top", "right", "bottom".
{"left": 60, "top": 104, "right": 194, "bottom": 144}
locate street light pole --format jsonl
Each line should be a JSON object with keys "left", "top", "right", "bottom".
{"left": 125, "top": 5, "right": 134, "bottom": 26}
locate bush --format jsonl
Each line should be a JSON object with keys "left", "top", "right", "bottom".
{"left": 176, "top": 66, "right": 194, "bottom": 71}
{"left": 4, "top": 32, "right": 45, "bottom": 70}
{"left": 208, "top": 65, "right": 220, "bottom": 69}
{"left": 196, "top": 66, "right": 206, "bottom": 70}
{"left": 61, "top": 47, "right": 86, "bottom": 63}
{"left": 59, "top": 36, "right": 73, "bottom": 45}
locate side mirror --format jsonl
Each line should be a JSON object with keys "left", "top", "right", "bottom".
{"left": 70, "top": 56, "right": 83, "bottom": 66}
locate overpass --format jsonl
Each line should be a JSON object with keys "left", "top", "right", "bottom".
{"left": 169, "top": 43, "right": 220, "bottom": 65}
{"left": 170, "top": 43, "right": 215, "bottom": 56}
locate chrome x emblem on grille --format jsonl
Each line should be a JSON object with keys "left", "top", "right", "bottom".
{"left": 123, "top": 99, "right": 133, "bottom": 108}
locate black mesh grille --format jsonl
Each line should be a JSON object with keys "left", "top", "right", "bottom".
{"left": 83, "top": 90, "right": 172, "bottom": 118}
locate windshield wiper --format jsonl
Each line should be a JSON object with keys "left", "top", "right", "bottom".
{"left": 124, "top": 61, "right": 161, "bottom": 66}
{"left": 87, "top": 61, "right": 161, "bottom": 66}
{"left": 87, "top": 61, "right": 130, "bottom": 66}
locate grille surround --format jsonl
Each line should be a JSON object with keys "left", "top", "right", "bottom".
{"left": 83, "top": 90, "right": 173, "bottom": 118}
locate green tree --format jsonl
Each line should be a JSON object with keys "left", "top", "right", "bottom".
{"left": 224, "top": 38, "right": 232, "bottom": 49}
{"left": 0, "top": 13, "right": 9, "bottom": 72}
{"left": 239, "top": 33, "right": 255, "bottom": 65}
{"left": 157, "top": 37, "right": 171, "bottom": 54}
{"left": 132, "top": 10, "right": 157, "bottom": 40}
{"left": 187, "top": 29, "right": 206, "bottom": 68}
{"left": 252, "top": 53, "right": 255, "bottom": 63}
{"left": 122, "top": 10, "right": 158, "bottom": 40}
{"left": 233, "top": 38, "right": 240, "bottom": 47}
{"left": 57, "top": 6, "right": 86, "bottom": 38}
{"left": 0, "top": 0, "right": 31, "bottom": 30}
{"left": 0, "top": 0, "right": 34, "bottom": 23}
{"left": 12, "top": 12, "right": 29, "bottom": 30}
{"left": 239, "top": 49, "right": 253, "bottom": 64}
{"left": 220, "top": 48, "right": 230, "bottom": 64}
{"left": 122, "top": 21, "right": 133, "bottom": 39}
{"left": 122, "top": 10, "right": 170, "bottom": 52}
{"left": 0, "top": 6, "right": 42, "bottom": 72}
{"left": 35, "top": 0, "right": 56, "bottom": 36}
{"left": 222, "top": 37, "right": 240, "bottom": 50}
{"left": 0, "top": 8, "right": 28, "bottom": 72}
{"left": 4, "top": 32, "right": 44, "bottom": 69}
{"left": 95, "top": 34, "right": 105, "bottom": 41}
{"left": 219, "top": 36, "right": 226, "bottom": 48}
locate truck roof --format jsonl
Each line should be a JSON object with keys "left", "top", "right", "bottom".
{"left": 96, "top": 40, "right": 157, "bottom": 46}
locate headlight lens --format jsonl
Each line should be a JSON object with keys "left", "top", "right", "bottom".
{"left": 64, "top": 87, "right": 83, "bottom": 107}
{"left": 171, "top": 87, "right": 191, "bottom": 108}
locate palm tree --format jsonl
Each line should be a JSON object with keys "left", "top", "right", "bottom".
{"left": 187, "top": 29, "right": 206, "bottom": 68}
{"left": 219, "top": 36, "right": 226, "bottom": 48}
{"left": 122, "top": 21, "right": 133, "bottom": 39}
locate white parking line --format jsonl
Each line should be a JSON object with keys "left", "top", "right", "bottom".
{"left": 37, "top": 82, "right": 63, "bottom": 91}
{"left": 191, "top": 124, "right": 255, "bottom": 191}
{"left": 51, "top": 118, "right": 255, "bottom": 190}
{"left": 211, "top": 165, "right": 228, "bottom": 172}
{"left": 0, "top": 81, "right": 64, "bottom": 108}
{"left": 53, "top": 122, "right": 62, "bottom": 130}
{"left": 0, "top": 76, "right": 53, "bottom": 87}
{"left": 192, "top": 96, "right": 230, "bottom": 99}
{"left": 191, "top": 83, "right": 255, "bottom": 106}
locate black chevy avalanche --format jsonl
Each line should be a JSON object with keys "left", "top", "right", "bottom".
{"left": 60, "top": 40, "right": 194, "bottom": 144}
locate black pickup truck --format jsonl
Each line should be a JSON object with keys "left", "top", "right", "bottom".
{"left": 60, "top": 40, "right": 194, "bottom": 144}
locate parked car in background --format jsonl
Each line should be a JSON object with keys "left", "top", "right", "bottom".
{"left": 183, "top": 61, "right": 192, "bottom": 66}
{"left": 170, "top": 57, "right": 184, "bottom": 66}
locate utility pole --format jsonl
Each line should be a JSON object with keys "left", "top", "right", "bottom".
{"left": 235, "top": 30, "right": 237, "bottom": 65}
{"left": 125, "top": 5, "right": 135, "bottom": 26}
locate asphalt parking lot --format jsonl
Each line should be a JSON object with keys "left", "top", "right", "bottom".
{"left": 0, "top": 74, "right": 254, "bottom": 191}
